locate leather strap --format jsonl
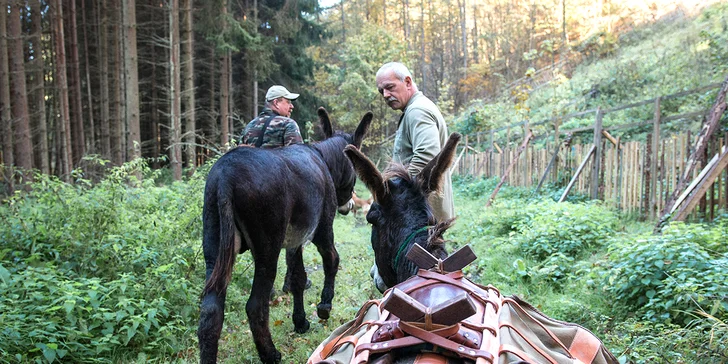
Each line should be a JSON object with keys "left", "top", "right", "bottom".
{"left": 399, "top": 321, "right": 495, "bottom": 362}
{"left": 499, "top": 323, "right": 560, "bottom": 364}
{"left": 416, "top": 270, "right": 500, "bottom": 311}
{"left": 569, "top": 328, "right": 602, "bottom": 363}
{"left": 498, "top": 343, "right": 546, "bottom": 364}
{"left": 318, "top": 300, "right": 380, "bottom": 359}
{"left": 356, "top": 336, "right": 424, "bottom": 355}
{"left": 502, "top": 298, "right": 571, "bottom": 355}
{"left": 319, "top": 334, "right": 360, "bottom": 359}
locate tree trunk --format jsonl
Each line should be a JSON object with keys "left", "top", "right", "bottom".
{"left": 110, "top": 0, "right": 123, "bottom": 165}
{"left": 340, "top": 0, "right": 345, "bottom": 44}
{"left": 1, "top": 0, "right": 15, "bottom": 171}
{"left": 182, "top": 0, "right": 196, "bottom": 168}
{"left": 402, "top": 0, "right": 409, "bottom": 49}
{"left": 51, "top": 0, "right": 73, "bottom": 179}
{"left": 67, "top": 0, "right": 86, "bottom": 165}
{"left": 150, "top": 22, "right": 159, "bottom": 168}
{"left": 220, "top": 50, "right": 230, "bottom": 146}
{"left": 419, "top": 0, "right": 426, "bottom": 94}
{"left": 98, "top": 0, "right": 111, "bottom": 159}
{"left": 9, "top": 0, "right": 34, "bottom": 175}
{"left": 170, "top": 0, "right": 182, "bottom": 180}
{"left": 252, "top": 0, "right": 258, "bottom": 117}
{"left": 81, "top": 0, "right": 95, "bottom": 154}
{"left": 458, "top": 0, "right": 466, "bottom": 71}
{"left": 471, "top": 2, "right": 478, "bottom": 64}
{"left": 31, "top": 0, "right": 49, "bottom": 174}
{"left": 123, "top": 0, "right": 140, "bottom": 160}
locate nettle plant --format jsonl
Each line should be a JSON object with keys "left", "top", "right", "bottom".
{"left": 513, "top": 200, "right": 618, "bottom": 260}
{"left": 604, "top": 217, "right": 728, "bottom": 324}
{"left": 0, "top": 159, "right": 207, "bottom": 362}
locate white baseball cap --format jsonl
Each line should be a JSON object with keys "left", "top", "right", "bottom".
{"left": 266, "top": 85, "right": 300, "bottom": 101}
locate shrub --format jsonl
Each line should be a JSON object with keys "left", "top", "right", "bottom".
{"left": 514, "top": 200, "right": 618, "bottom": 260}
{"left": 0, "top": 159, "right": 206, "bottom": 362}
{"left": 603, "top": 220, "right": 728, "bottom": 324}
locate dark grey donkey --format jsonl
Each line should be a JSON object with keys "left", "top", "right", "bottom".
{"left": 198, "top": 108, "right": 371, "bottom": 363}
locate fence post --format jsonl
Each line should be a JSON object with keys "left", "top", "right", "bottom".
{"left": 489, "top": 129, "right": 495, "bottom": 177}
{"left": 590, "top": 107, "right": 604, "bottom": 199}
{"left": 649, "top": 97, "right": 661, "bottom": 219}
{"left": 553, "top": 118, "right": 561, "bottom": 183}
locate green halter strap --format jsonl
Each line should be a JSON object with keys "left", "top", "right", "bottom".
{"left": 393, "top": 226, "right": 430, "bottom": 269}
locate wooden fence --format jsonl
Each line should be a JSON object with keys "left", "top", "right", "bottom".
{"left": 453, "top": 83, "right": 728, "bottom": 221}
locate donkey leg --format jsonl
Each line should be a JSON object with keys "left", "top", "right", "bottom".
{"left": 247, "top": 253, "right": 282, "bottom": 364}
{"left": 287, "top": 246, "right": 310, "bottom": 333}
{"left": 198, "top": 290, "right": 227, "bottom": 364}
{"left": 282, "top": 248, "right": 311, "bottom": 293}
{"left": 312, "top": 227, "right": 339, "bottom": 320}
{"left": 199, "top": 212, "right": 226, "bottom": 364}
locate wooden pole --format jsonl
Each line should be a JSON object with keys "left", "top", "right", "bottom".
{"left": 536, "top": 134, "right": 572, "bottom": 193}
{"left": 559, "top": 144, "right": 596, "bottom": 202}
{"left": 649, "top": 97, "right": 661, "bottom": 219}
{"left": 657, "top": 74, "right": 728, "bottom": 231}
{"left": 590, "top": 108, "right": 604, "bottom": 199}
{"left": 673, "top": 147, "right": 728, "bottom": 222}
{"left": 486, "top": 129, "right": 533, "bottom": 207}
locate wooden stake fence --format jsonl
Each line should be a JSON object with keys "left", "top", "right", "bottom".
{"left": 455, "top": 81, "right": 728, "bottom": 221}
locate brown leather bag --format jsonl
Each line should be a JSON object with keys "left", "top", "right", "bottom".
{"left": 308, "top": 269, "right": 618, "bottom": 364}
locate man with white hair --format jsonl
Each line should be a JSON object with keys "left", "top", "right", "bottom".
{"left": 370, "top": 62, "right": 454, "bottom": 292}
{"left": 375, "top": 62, "right": 454, "bottom": 220}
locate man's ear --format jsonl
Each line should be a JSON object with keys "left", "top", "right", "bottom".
{"left": 404, "top": 76, "right": 413, "bottom": 88}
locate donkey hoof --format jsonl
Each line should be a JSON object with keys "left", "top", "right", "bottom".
{"left": 294, "top": 319, "right": 310, "bottom": 333}
{"left": 260, "top": 349, "right": 282, "bottom": 364}
{"left": 317, "top": 303, "right": 332, "bottom": 320}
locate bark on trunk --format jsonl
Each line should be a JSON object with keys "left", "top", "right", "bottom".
{"left": 98, "top": 0, "right": 111, "bottom": 158}
{"left": 81, "top": 0, "right": 96, "bottom": 154}
{"left": 170, "top": 0, "right": 182, "bottom": 180}
{"left": 67, "top": 0, "right": 86, "bottom": 165}
{"left": 9, "top": 0, "right": 34, "bottom": 174}
{"left": 51, "top": 0, "right": 73, "bottom": 178}
{"left": 1, "top": 0, "right": 15, "bottom": 170}
{"left": 123, "top": 0, "right": 141, "bottom": 160}
{"left": 220, "top": 51, "right": 229, "bottom": 146}
{"left": 110, "top": 0, "right": 123, "bottom": 165}
{"left": 31, "top": 0, "right": 49, "bottom": 173}
{"left": 182, "top": 0, "right": 196, "bottom": 168}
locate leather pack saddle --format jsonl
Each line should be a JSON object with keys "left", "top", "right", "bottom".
{"left": 308, "top": 245, "right": 618, "bottom": 364}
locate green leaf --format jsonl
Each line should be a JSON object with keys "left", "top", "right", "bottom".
{"left": 646, "top": 290, "right": 656, "bottom": 299}
{"left": 0, "top": 263, "right": 10, "bottom": 285}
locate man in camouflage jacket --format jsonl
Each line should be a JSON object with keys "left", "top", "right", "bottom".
{"left": 240, "top": 85, "right": 304, "bottom": 147}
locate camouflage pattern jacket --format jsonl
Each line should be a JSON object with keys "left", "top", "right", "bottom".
{"left": 240, "top": 108, "right": 303, "bottom": 148}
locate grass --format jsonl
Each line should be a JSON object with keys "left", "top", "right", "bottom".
{"left": 168, "top": 180, "right": 651, "bottom": 363}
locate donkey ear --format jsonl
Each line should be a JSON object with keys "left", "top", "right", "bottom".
{"left": 318, "top": 107, "right": 334, "bottom": 138}
{"left": 352, "top": 112, "right": 373, "bottom": 148}
{"left": 344, "top": 145, "right": 387, "bottom": 203}
{"left": 417, "top": 133, "right": 462, "bottom": 195}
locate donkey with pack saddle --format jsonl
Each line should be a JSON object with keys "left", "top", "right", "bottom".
{"left": 307, "top": 133, "right": 618, "bottom": 364}
{"left": 198, "top": 108, "right": 371, "bottom": 364}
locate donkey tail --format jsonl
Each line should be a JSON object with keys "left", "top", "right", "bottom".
{"left": 202, "top": 182, "right": 238, "bottom": 297}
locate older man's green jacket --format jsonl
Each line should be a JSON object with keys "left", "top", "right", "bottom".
{"left": 393, "top": 91, "right": 454, "bottom": 220}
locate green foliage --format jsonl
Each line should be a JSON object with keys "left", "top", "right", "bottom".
{"left": 606, "top": 318, "right": 728, "bottom": 363}
{"left": 603, "top": 218, "right": 728, "bottom": 324}
{"left": 513, "top": 200, "right": 618, "bottom": 260}
{"left": 310, "top": 25, "right": 411, "bottom": 145}
{"left": 0, "top": 159, "right": 205, "bottom": 362}
{"left": 699, "top": 2, "right": 728, "bottom": 74}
